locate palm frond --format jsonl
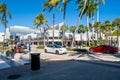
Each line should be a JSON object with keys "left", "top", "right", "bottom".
{"left": 7, "top": 10, "right": 12, "bottom": 19}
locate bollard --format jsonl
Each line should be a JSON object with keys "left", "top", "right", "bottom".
{"left": 30, "top": 53, "right": 40, "bottom": 70}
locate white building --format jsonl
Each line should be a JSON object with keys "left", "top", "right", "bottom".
{"left": 2, "top": 23, "right": 94, "bottom": 44}
{"left": 0, "top": 33, "right": 4, "bottom": 42}
{"left": 2, "top": 22, "right": 119, "bottom": 47}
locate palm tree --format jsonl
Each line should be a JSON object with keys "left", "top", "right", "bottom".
{"left": 69, "top": 26, "right": 76, "bottom": 47}
{"left": 33, "top": 13, "right": 48, "bottom": 46}
{"left": 99, "top": 22, "right": 104, "bottom": 39}
{"left": 82, "top": 0, "right": 91, "bottom": 47}
{"left": 85, "top": 26, "right": 90, "bottom": 46}
{"left": 93, "top": 0, "right": 105, "bottom": 45}
{"left": 90, "top": 1, "right": 97, "bottom": 35}
{"left": 77, "top": 0, "right": 97, "bottom": 47}
{"left": 69, "top": 0, "right": 87, "bottom": 48}
{"left": 78, "top": 25, "right": 85, "bottom": 47}
{"left": 0, "top": 3, "right": 12, "bottom": 44}
{"left": 43, "top": 0, "right": 62, "bottom": 44}
{"left": 103, "top": 20, "right": 113, "bottom": 41}
{"left": 61, "top": 0, "right": 70, "bottom": 22}
{"left": 81, "top": 0, "right": 97, "bottom": 46}
{"left": 93, "top": 22, "right": 101, "bottom": 45}
{"left": 96, "top": 0, "right": 105, "bottom": 22}
{"left": 60, "top": 24, "right": 68, "bottom": 46}
{"left": 34, "top": 13, "right": 48, "bottom": 28}
{"left": 112, "top": 18, "right": 120, "bottom": 47}
{"left": 102, "top": 20, "right": 115, "bottom": 45}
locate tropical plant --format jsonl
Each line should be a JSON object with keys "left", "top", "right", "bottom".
{"left": 60, "top": 24, "right": 68, "bottom": 46}
{"left": 77, "top": 0, "right": 90, "bottom": 46}
{"left": 111, "top": 29, "right": 120, "bottom": 36}
{"left": 69, "top": 0, "right": 87, "bottom": 48}
{"left": 96, "top": 0, "right": 105, "bottom": 22}
{"left": 61, "top": 0, "right": 70, "bottom": 21}
{"left": 93, "top": 22, "right": 102, "bottom": 45}
{"left": 69, "top": 25, "right": 76, "bottom": 47}
{"left": 77, "top": 25, "right": 85, "bottom": 47}
{"left": 77, "top": 0, "right": 97, "bottom": 47}
{"left": 33, "top": 13, "right": 48, "bottom": 46}
{"left": 112, "top": 17, "right": 120, "bottom": 47}
{"left": 85, "top": 26, "right": 90, "bottom": 46}
{"left": 103, "top": 20, "right": 115, "bottom": 42}
{"left": 0, "top": 3, "right": 12, "bottom": 43}
{"left": 90, "top": 1, "right": 97, "bottom": 35}
{"left": 34, "top": 13, "right": 48, "bottom": 28}
{"left": 69, "top": 26, "right": 76, "bottom": 34}
{"left": 43, "top": 0, "right": 62, "bottom": 44}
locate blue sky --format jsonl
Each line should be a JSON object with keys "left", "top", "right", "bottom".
{"left": 0, "top": 0, "right": 120, "bottom": 32}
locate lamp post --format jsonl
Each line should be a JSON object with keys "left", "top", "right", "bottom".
{"left": 43, "top": 27, "right": 47, "bottom": 46}
{"left": 2, "top": 34, "right": 5, "bottom": 53}
{"left": 28, "top": 36, "right": 31, "bottom": 51}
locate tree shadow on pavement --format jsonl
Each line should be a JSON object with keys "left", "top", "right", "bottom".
{"left": 77, "top": 53, "right": 103, "bottom": 61}
{"left": 1, "top": 58, "right": 120, "bottom": 80}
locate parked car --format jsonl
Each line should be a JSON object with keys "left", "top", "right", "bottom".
{"left": 44, "top": 44, "right": 67, "bottom": 54}
{"left": 89, "top": 45, "right": 118, "bottom": 53}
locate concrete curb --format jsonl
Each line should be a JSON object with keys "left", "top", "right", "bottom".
{"left": 75, "top": 59, "right": 120, "bottom": 68}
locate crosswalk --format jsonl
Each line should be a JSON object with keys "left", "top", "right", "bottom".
{"left": 0, "top": 52, "right": 30, "bottom": 69}
{"left": 0, "top": 54, "right": 20, "bottom": 69}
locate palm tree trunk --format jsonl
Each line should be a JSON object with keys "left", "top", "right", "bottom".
{"left": 52, "top": 13, "right": 55, "bottom": 44}
{"left": 80, "top": 33, "right": 83, "bottom": 48}
{"left": 92, "top": 16, "right": 95, "bottom": 36}
{"left": 3, "top": 29, "right": 5, "bottom": 51}
{"left": 62, "top": 30, "right": 65, "bottom": 46}
{"left": 37, "top": 26, "right": 39, "bottom": 46}
{"left": 43, "top": 28, "right": 45, "bottom": 46}
{"left": 117, "top": 27, "right": 119, "bottom": 47}
{"left": 71, "top": 0, "right": 87, "bottom": 48}
{"left": 97, "top": 30, "right": 99, "bottom": 45}
{"left": 71, "top": 32, "right": 75, "bottom": 48}
{"left": 86, "top": 15, "right": 90, "bottom": 46}
{"left": 4, "top": 13, "right": 7, "bottom": 43}
{"left": 96, "top": 5, "right": 99, "bottom": 45}
{"left": 97, "top": 5, "right": 99, "bottom": 22}
{"left": 62, "top": 19, "right": 65, "bottom": 47}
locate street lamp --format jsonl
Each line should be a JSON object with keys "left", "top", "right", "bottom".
{"left": 2, "top": 34, "right": 5, "bottom": 54}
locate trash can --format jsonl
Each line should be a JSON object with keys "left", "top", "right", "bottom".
{"left": 30, "top": 53, "right": 40, "bottom": 70}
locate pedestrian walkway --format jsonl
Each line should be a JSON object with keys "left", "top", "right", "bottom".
{"left": 0, "top": 51, "right": 30, "bottom": 70}
{"left": 0, "top": 46, "right": 120, "bottom": 80}
{"left": 0, "top": 54, "right": 20, "bottom": 69}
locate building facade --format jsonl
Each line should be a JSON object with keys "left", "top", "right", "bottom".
{"left": 2, "top": 22, "right": 119, "bottom": 47}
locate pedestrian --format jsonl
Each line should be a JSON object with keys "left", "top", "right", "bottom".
{"left": 28, "top": 44, "right": 31, "bottom": 51}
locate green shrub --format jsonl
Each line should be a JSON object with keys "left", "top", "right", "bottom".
{"left": 66, "top": 47, "right": 88, "bottom": 52}
{"left": 73, "top": 48, "right": 88, "bottom": 52}
{"left": 36, "top": 45, "right": 45, "bottom": 49}
{"left": 66, "top": 47, "right": 73, "bottom": 51}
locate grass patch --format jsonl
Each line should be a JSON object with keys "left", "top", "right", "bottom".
{"left": 36, "top": 45, "right": 45, "bottom": 49}
{"left": 66, "top": 47, "right": 73, "bottom": 51}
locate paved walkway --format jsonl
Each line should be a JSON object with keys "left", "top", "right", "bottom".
{"left": 0, "top": 60, "right": 120, "bottom": 80}
{"left": 0, "top": 45, "right": 120, "bottom": 80}
{"left": 0, "top": 46, "right": 120, "bottom": 70}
